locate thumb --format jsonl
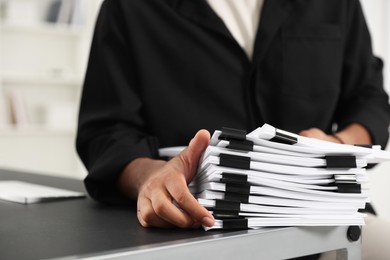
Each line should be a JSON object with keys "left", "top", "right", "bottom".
{"left": 177, "top": 129, "right": 210, "bottom": 182}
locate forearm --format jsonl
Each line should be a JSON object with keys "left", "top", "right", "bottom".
{"left": 117, "top": 130, "right": 214, "bottom": 228}
{"left": 333, "top": 123, "right": 372, "bottom": 145}
{"left": 118, "top": 158, "right": 166, "bottom": 199}
{"left": 299, "top": 123, "right": 372, "bottom": 145}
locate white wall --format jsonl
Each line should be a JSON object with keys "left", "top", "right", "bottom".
{"left": 360, "top": 0, "right": 390, "bottom": 221}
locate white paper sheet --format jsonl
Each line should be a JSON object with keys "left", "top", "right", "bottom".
{"left": 0, "top": 180, "right": 86, "bottom": 204}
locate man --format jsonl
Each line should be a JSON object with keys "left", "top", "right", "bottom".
{"left": 77, "top": 0, "right": 390, "bottom": 258}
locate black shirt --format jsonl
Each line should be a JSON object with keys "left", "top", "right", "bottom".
{"left": 76, "top": 0, "right": 390, "bottom": 202}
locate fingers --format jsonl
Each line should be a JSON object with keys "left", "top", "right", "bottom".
{"left": 137, "top": 196, "right": 174, "bottom": 228}
{"left": 138, "top": 182, "right": 211, "bottom": 228}
{"left": 138, "top": 192, "right": 197, "bottom": 228}
{"left": 135, "top": 129, "right": 214, "bottom": 229}
{"left": 168, "top": 129, "right": 214, "bottom": 226}
{"left": 176, "top": 129, "right": 210, "bottom": 182}
{"left": 187, "top": 129, "right": 211, "bottom": 159}
{"left": 166, "top": 177, "right": 214, "bottom": 227}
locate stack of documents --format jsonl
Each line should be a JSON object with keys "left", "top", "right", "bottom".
{"left": 185, "top": 124, "right": 390, "bottom": 230}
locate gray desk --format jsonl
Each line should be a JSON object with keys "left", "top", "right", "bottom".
{"left": 0, "top": 169, "right": 361, "bottom": 260}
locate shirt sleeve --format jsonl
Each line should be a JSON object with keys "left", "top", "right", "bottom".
{"left": 76, "top": 0, "right": 159, "bottom": 204}
{"left": 335, "top": 0, "right": 390, "bottom": 148}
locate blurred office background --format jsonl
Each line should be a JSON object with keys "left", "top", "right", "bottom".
{"left": 0, "top": 0, "right": 102, "bottom": 178}
{"left": 0, "top": 0, "right": 389, "bottom": 220}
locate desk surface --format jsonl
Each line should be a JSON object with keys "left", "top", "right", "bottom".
{"left": 0, "top": 169, "right": 361, "bottom": 260}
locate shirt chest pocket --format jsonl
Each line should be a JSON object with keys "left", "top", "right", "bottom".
{"left": 282, "top": 24, "right": 343, "bottom": 99}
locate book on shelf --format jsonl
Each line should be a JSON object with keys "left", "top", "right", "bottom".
{"left": 8, "top": 90, "right": 29, "bottom": 126}
{"left": 0, "top": 94, "right": 11, "bottom": 126}
{"left": 159, "top": 124, "right": 390, "bottom": 231}
{"left": 46, "top": 0, "right": 62, "bottom": 23}
{"left": 46, "top": 0, "right": 87, "bottom": 27}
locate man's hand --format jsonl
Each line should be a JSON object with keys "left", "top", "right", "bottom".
{"left": 299, "top": 123, "right": 372, "bottom": 145}
{"left": 118, "top": 130, "right": 215, "bottom": 228}
{"left": 299, "top": 128, "right": 343, "bottom": 143}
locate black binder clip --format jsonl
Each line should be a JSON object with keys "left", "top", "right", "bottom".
{"left": 221, "top": 172, "right": 248, "bottom": 184}
{"left": 227, "top": 139, "right": 254, "bottom": 151}
{"left": 325, "top": 156, "right": 357, "bottom": 169}
{"left": 222, "top": 219, "right": 249, "bottom": 229}
{"left": 224, "top": 183, "right": 251, "bottom": 195}
{"left": 212, "top": 209, "right": 240, "bottom": 219}
{"left": 215, "top": 199, "right": 241, "bottom": 211}
{"left": 337, "top": 183, "right": 361, "bottom": 194}
{"left": 219, "top": 127, "right": 254, "bottom": 152}
{"left": 270, "top": 129, "right": 298, "bottom": 145}
{"left": 219, "top": 153, "right": 251, "bottom": 170}
{"left": 219, "top": 127, "right": 247, "bottom": 141}
{"left": 224, "top": 192, "right": 250, "bottom": 203}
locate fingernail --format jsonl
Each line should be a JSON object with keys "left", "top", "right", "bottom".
{"left": 202, "top": 217, "right": 214, "bottom": 227}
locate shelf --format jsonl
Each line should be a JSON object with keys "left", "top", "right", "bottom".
{"left": 0, "top": 71, "right": 83, "bottom": 87}
{"left": 0, "top": 125, "right": 75, "bottom": 136}
{"left": 0, "top": 1, "right": 101, "bottom": 179}
{"left": 0, "top": 22, "right": 84, "bottom": 37}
